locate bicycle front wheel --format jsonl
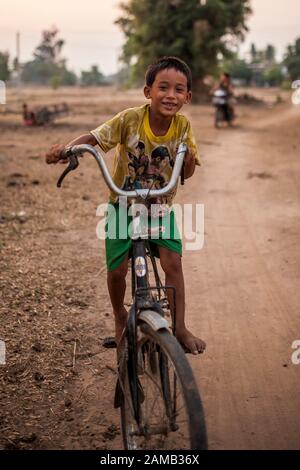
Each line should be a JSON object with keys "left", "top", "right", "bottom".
{"left": 120, "top": 323, "right": 207, "bottom": 450}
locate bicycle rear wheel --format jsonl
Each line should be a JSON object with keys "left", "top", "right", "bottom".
{"left": 119, "top": 323, "right": 207, "bottom": 450}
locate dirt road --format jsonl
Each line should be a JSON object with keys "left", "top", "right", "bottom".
{"left": 0, "top": 87, "right": 299, "bottom": 449}
{"left": 184, "top": 103, "right": 300, "bottom": 450}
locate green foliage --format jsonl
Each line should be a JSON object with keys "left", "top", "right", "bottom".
{"left": 284, "top": 38, "right": 300, "bottom": 80}
{"left": 21, "top": 60, "right": 77, "bottom": 86}
{"left": 50, "top": 75, "right": 62, "bottom": 89}
{"left": 22, "top": 60, "right": 57, "bottom": 84}
{"left": 59, "top": 68, "right": 77, "bottom": 86}
{"left": 229, "top": 59, "right": 252, "bottom": 84}
{"left": 0, "top": 51, "right": 10, "bottom": 81}
{"left": 21, "top": 27, "right": 77, "bottom": 86}
{"left": 116, "top": 0, "right": 252, "bottom": 87}
{"left": 81, "top": 65, "right": 105, "bottom": 86}
{"left": 262, "top": 65, "right": 283, "bottom": 86}
{"left": 226, "top": 42, "right": 283, "bottom": 87}
{"left": 34, "top": 27, "right": 64, "bottom": 62}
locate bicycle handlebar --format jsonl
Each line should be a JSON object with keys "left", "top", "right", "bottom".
{"left": 57, "top": 152, "right": 79, "bottom": 187}
{"left": 57, "top": 143, "right": 187, "bottom": 198}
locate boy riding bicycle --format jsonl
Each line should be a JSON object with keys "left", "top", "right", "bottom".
{"left": 46, "top": 56, "right": 206, "bottom": 355}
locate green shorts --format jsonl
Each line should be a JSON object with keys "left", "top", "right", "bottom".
{"left": 105, "top": 202, "right": 182, "bottom": 272}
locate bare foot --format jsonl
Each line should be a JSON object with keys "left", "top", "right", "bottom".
{"left": 176, "top": 328, "right": 206, "bottom": 355}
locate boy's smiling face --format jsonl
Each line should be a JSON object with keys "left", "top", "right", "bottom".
{"left": 144, "top": 68, "right": 192, "bottom": 119}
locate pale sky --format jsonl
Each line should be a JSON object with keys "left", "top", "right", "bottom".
{"left": 1, "top": 0, "right": 300, "bottom": 75}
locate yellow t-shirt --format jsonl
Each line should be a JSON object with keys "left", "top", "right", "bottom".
{"left": 90, "top": 104, "right": 200, "bottom": 205}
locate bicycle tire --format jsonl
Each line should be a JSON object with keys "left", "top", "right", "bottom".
{"left": 119, "top": 322, "right": 207, "bottom": 450}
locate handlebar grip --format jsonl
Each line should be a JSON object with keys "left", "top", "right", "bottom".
{"left": 57, "top": 148, "right": 79, "bottom": 188}
{"left": 60, "top": 146, "right": 73, "bottom": 160}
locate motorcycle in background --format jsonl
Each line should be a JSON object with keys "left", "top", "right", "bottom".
{"left": 212, "top": 89, "right": 234, "bottom": 128}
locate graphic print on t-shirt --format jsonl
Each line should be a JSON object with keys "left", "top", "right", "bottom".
{"left": 122, "top": 141, "right": 175, "bottom": 210}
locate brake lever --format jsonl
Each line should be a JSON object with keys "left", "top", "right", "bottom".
{"left": 57, "top": 153, "right": 79, "bottom": 188}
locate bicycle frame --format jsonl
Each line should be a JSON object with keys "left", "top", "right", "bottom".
{"left": 123, "top": 206, "right": 178, "bottom": 426}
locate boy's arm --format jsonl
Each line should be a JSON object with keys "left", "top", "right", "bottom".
{"left": 184, "top": 148, "right": 196, "bottom": 179}
{"left": 183, "top": 120, "right": 200, "bottom": 179}
{"left": 46, "top": 133, "right": 97, "bottom": 164}
{"left": 46, "top": 108, "right": 126, "bottom": 164}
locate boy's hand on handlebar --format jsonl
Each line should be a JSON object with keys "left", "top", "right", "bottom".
{"left": 46, "top": 144, "right": 67, "bottom": 164}
{"left": 184, "top": 146, "right": 195, "bottom": 163}
{"left": 183, "top": 147, "right": 196, "bottom": 179}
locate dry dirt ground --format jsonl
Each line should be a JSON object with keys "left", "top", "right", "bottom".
{"left": 0, "top": 86, "right": 299, "bottom": 450}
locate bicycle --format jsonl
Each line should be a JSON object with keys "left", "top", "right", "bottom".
{"left": 57, "top": 143, "right": 208, "bottom": 450}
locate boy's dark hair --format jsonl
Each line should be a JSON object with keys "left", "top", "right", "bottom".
{"left": 136, "top": 141, "right": 145, "bottom": 151}
{"left": 128, "top": 162, "right": 136, "bottom": 171}
{"left": 151, "top": 146, "right": 170, "bottom": 161}
{"left": 145, "top": 56, "right": 192, "bottom": 91}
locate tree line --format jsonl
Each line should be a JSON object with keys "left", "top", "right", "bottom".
{"left": 227, "top": 41, "right": 300, "bottom": 87}
{"left": 1, "top": 0, "right": 300, "bottom": 88}
{"left": 0, "top": 27, "right": 107, "bottom": 87}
